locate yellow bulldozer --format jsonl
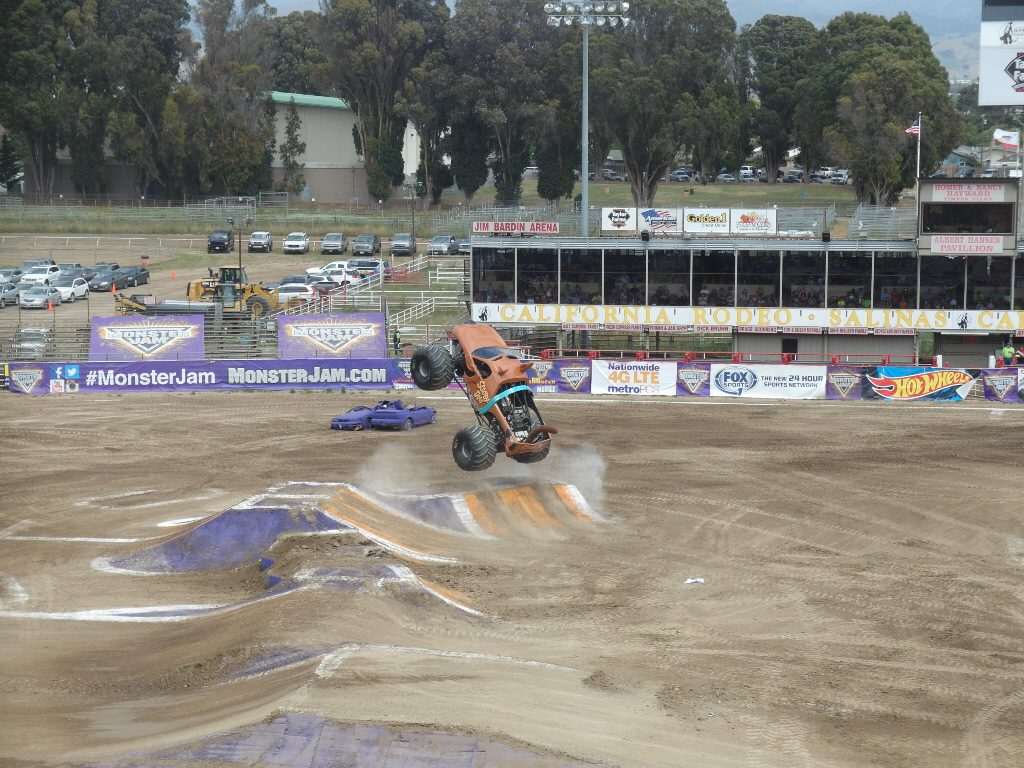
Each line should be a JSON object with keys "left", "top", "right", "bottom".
{"left": 116, "top": 265, "right": 281, "bottom": 317}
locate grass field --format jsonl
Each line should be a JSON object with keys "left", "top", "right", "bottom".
{"left": 0, "top": 179, "right": 869, "bottom": 237}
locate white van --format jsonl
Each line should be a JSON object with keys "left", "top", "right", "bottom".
{"left": 739, "top": 165, "right": 756, "bottom": 179}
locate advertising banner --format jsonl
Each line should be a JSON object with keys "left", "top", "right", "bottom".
{"left": 591, "top": 359, "right": 676, "bottom": 396}
{"left": 472, "top": 221, "right": 560, "bottom": 235}
{"left": 926, "top": 234, "right": 1006, "bottom": 254}
{"left": 277, "top": 313, "right": 387, "bottom": 359}
{"left": 90, "top": 315, "right": 205, "bottom": 361}
{"left": 8, "top": 359, "right": 404, "bottom": 394}
{"left": 638, "top": 208, "right": 683, "bottom": 234}
{"left": 676, "top": 363, "right": 711, "bottom": 397}
{"left": 683, "top": 208, "right": 730, "bottom": 235}
{"left": 730, "top": 209, "right": 778, "bottom": 236}
{"left": 601, "top": 207, "right": 637, "bottom": 232}
{"left": 826, "top": 366, "right": 863, "bottom": 400}
{"left": 525, "top": 359, "right": 592, "bottom": 394}
{"left": 709, "top": 364, "right": 827, "bottom": 399}
{"left": 982, "top": 368, "right": 1020, "bottom": 401}
{"left": 979, "top": 20, "right": 1024, "bottom": 106}
{"left": 861, "top": 367, "right": 978, "bottom": 401}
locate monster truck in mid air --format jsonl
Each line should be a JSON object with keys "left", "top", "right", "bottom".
{"left": 410, "top": 323, "right": 556, "bottom": 471}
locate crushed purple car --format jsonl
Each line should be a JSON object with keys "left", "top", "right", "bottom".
{"left": 330, "top": 400, "right": 437, "bottom": 431}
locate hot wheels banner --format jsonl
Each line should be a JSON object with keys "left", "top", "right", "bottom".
{"left": 861, "top": 367, "right": 978, "bottom": 401}
{"left": 90, "top": 315, "right": 205, "bottom": 361}
{"left": 277, "top": 313, "right": 387, "bottom": 358}
{"left": 8, "top": 359, "right": 405, "bottom": 394}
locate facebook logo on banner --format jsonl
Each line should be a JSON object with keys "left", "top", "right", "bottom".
{"left": 50, "top": 365, "right": 80, "bottom": 380}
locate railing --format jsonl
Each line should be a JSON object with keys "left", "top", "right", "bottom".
{"left": 543, "top": 348, "right": 938, "bottom": 367}
{"left": 849, "top": 204, "right": 918, "bottom": 240}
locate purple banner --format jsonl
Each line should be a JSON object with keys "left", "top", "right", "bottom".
{"left": 982, "top": 369, "right": 1020, "bottom": 402}
{"left": 90, "top": 315, "right": 205, "bottom": 361}
{"left": 676, "top": 363, "right": 711, "bottom": 397}
{"left": 826, "top": 366, "right": 863, "bottom": 400}
{"left": 527, "top": 359, "right": 592, "bottom": 394}
{"left": 7, "top": 359, "right": 406, "bottom": 394}
{"left": 277, "top": 313, "right": 387, "bottom": 359}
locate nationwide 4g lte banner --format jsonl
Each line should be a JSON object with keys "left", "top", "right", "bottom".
{"left": 90, "top": 315, "right": 206, "bottom": 361}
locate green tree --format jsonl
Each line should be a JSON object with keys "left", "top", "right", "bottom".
{"left": 320, "top": 0, "right": 448, "bottom": 202}
{"left": 279, "top": 98, "right": 307, "bottom": 196}
{"left": 447, "top": 0, "right": 555, "bottom": 205}
{"left": 594, "top": 0, "right": 738, "bottom": 205}
{"left": 741, "top": 15, "right": 817, "bottom": 183}
{"left": 446, "top": 117, "right": 490, "bottom": 203}
{"left": 825, "top": 53, "right": 960, "bottom": 205}
{"left": 271, "top": 12, "right": 327, "bottom": 94}
{"left": 402, "top": 49, "right": 454, "bottom": 208}
{"left": 0, "top": 134, "right": 23, "bottom": 191}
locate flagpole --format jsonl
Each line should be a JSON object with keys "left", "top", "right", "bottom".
{"left": 915, "top": 111, "right": 922, "bottom": 201}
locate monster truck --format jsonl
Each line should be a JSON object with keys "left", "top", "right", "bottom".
{"left": 410, "top": 323, "right": 556, "bottom": 471}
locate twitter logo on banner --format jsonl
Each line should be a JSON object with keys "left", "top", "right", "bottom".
{"left": 50, "top": 365, "right": 80, "bottom": 380}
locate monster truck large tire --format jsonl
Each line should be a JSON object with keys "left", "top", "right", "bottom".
{"left": 411, "top": 345, "right": 455, "bottom": 390}
{"left": 452, "top": 425, "right": 497, "bottom": 471}
{"left": 510, "top": 443, "right": 550, "bottom": 464}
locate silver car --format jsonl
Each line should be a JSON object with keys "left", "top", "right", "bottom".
{"left": 19, "top": 285, "right": 62, "bottom": 309}
{"left": 0, "top": 281, "right": 19, "bottom": 306}
{"left": 428, "top": 235, "right": 458, "bottom": 255}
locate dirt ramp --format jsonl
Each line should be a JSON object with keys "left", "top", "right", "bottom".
{"left": 460, "top": 480, "right": 600, "bottom": 537}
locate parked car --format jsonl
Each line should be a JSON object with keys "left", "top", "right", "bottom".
{"left": 207, "top": 230, "right": 235, "bottom": 253}
{"left": 57, "top": 261, "right": 84, "bottom": 273}
{"left": 955, "top": 167, "right": 976, "bottom": 178}
{"left": 310, "top": 280, "right": 344, "bottom": 296}
{"left": 20, "top": 264, "right": 62, "bottom": 286}
{"left": 389, "top": 233, "right": 417, "bottom": 256}
{"left": 93, "top": 262, "right": 120, "bottom": 273}
{"left": 832, "top": 169, "right": 850, "bottom": 184}
{"left": 348, "top": 258, "right": 390, "bottom": 279}
{"left": 18, "top": 258, "right": 55, "bottom": 272}
{"left": 428, "top": 235, "right": 458, "bottom": 256}
{"left": 0, "top": 268, "right": 23, "bottom": 284}
{"left": 52, "top": 275, "right": 90, "bottom": 302}
{"left": 247, "top": 231, "right": 273, "bottom": 252}
{"left": 89, "top": 269, "right": 130, "bottom": 291}
{"left": 601, "top": 168, "right": 624, "bottom": 181}
{"left": 782, "top": 171, "right": 803, "bottom": 183}
{"left": 19, "top": 285, "right": 62, "bottom": 309}
{"left": 669, "top": 169, "right": 692, "bottom": 182}
{"left": 320, "top": 232, "right": 349, "bottom": 255}
{"left": 928, "top": 170, "right": 948, "bottom": 179}
{"left": 61, "top": 266, "right": 96, "bottom": 281}
{"left": 306, "top": 260, "right": 351, "bottom": 276}
{"left": 0, "top": 281, "right": 19, "bottom": 306}
{"left": 457, "top": 237, "right": 471, "bottom": 255}
{"left": 352, "top": 234, "right": 382, "bottom": 255}
{"left": 716, "top": 173, "right": 737, "bottom": 183}
{"left": 276, "top": 283, "right": 317, "bottom": 303}
{"left": 280, "top": 273, "right": 316, "bottom": 286}
{"left": 980, "top": 168, "right": 997, "bottom": 178}
{"left": 739, "top": 165, "right": 756, "bottom": 181}
{"left": 120, "top": 266, "right": 150, "bottom": 286}
{"left": 324, "top": 268, "right": 364, "bottom": 286}
{"left": 282, "top": 232, "right": 311, "bottom": 254}
{"left": 9, "top": 327, "right": 55, "bottom": 359}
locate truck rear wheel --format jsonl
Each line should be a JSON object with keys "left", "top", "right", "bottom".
{"left": 411, "top": 345, "right": 455, "bottom": 390}
{"left": 452, "top": 425, "right": 497, "bottom": 471}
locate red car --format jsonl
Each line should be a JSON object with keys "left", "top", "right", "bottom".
{"left": 411, "top": 323, "right": 555, "bottom": 470}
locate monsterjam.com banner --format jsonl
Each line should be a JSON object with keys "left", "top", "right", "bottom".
{"left": 90, "top": 315, "right": 206, "bottom": 361}
{"left": 6, "top": 359, "right": 1011, "bottom": 403}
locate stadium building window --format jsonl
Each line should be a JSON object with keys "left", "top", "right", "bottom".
{"left": 473, "top": 247, "right": 515, "bottom": 303}
{"left": 604, "top": 249, "right": 646, "bottom": 305}
{"left": 782, "top": 252, "right": 825, "bottom": 308}
{"left": 693, "top": 250, "right": 734, "bottom": 306}
{"left": 920, "top": 256, "right": 966, "bottom": 309}
{"left": 519, "top": 247, "right": 557, "bottom": 305}
{"left": 737, "top": 250, "right": 780, "bottom": 307}
{"left": 921, "top": 202, "right": 1014, "bottom": 234}
{"left": 967, "top": 255, "right": 1012, "bottom": 309}
{"left": 873, "top": 252, "right": 917, "bottom": 308}
{"left": 559, "top": 248, "right": 601, "bottom": 304}
{"left": 648, "top": 248, "right": 690, "bottom": 306}
{"left": 827, "top": 252, "right": 871, "bottom": 308}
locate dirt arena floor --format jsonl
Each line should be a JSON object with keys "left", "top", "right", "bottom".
{"left": 2, "top": 389, "right": 1024, "bottom": 767}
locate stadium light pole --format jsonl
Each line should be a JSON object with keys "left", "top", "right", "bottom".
{"left": 543, "top": 2, "right": 630, "bottom": 238}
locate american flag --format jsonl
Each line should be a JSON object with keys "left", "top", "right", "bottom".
{"left": 905, "top": 117, "right": 921, "bottom": 136}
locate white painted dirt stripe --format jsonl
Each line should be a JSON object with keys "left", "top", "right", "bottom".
{"left": 419, "top": 394, "right": 1024, "bottom": 414}
{"left": 560, "top": 483, "right": 604, "bottom": 522}
{"left": 156, "top": 516, "right": 208, "bottom": 528}
{"left": 73, "top": 489, "right": 157, "bottom": 506}
{"left": 0, "top": 520, "right": 37, "bottom": 537}
{"left": 315, "top": 643, "right": 575, "bottom": 679}
{"left": 7, "top": 536, "right": 150, "bottom": 543}
{"left": 73, "top": 489, "right": 224, "bottom": 511}
{"left": 0, "top": 572, "right": 29, "bottom": 604}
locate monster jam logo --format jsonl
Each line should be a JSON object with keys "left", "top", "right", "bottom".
{"left": 866, "top": 369, "right": 975, "bottom": 400}
{"left": 287, "top": 324, "right": 375, "bottom": 353}
{"left": 828, "top": 371, "right": 860, "bottom": 399}
{"left": 677, "top": 367, "right": 709, "bottom": 395}
{"left": 101, "top": 325, "right": 199, "bottom": 357}
{"left": 528, "top": 360, "right": 553, "bottom": 382}
{"left": 10, "top": 368, "right": 43, "bottom": 394}
{"left": 714, "top": 366, "right": 758, "bottom": 396}
{"left": 983, "top": 373, "right": 1017, "bottom": 402}
{"left": 560, "top": 366, "right": 590, "bottom": 392}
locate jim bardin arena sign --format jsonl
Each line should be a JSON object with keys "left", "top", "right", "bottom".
{"left": 473, "top": 303, "right": 1024, "bottom": 333}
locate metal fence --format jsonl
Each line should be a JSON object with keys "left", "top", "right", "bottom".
{"left": 848, "top": 205, "right": 918, "bottom": 240}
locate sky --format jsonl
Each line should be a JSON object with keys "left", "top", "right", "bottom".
{"left": 269, "top": 0, "right": 980, "bottom": 79}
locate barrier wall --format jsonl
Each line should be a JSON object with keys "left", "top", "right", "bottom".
{"left": 5, "top": 358, "right": 1022, "bottom": 402}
